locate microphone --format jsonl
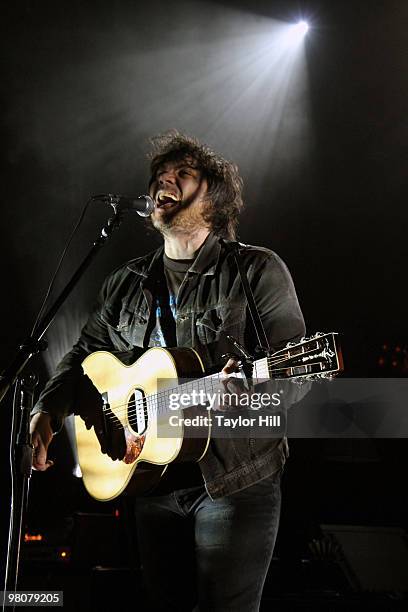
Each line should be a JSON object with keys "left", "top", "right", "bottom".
{"left": 94, "top": 193, "right": 155, "bottom": 217}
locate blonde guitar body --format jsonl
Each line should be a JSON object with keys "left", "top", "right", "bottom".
{"left": 74, "top": 347, "right": 208, "bottom": 501}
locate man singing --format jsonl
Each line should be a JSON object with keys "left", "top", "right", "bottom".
{"left": 30, "top": 131, "right": 306, "bottom": 611}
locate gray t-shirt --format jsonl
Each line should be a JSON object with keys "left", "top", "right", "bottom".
{"left": 148, "top": 253, "right": 192, "bottom": 348}
{"left": 149, "top": 253, "right": 204, "bottom": 493}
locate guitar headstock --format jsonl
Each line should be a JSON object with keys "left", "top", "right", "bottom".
{"left": 269, "top": 332, "right": 343, "bottom": 380}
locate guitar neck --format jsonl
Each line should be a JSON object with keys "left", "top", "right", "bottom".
{"left": 152, "top": 333, "right": 342, "bottom": 415}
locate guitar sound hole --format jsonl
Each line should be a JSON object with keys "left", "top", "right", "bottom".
{"left": 128, "top": 389, "right": 148, "bottom": 435}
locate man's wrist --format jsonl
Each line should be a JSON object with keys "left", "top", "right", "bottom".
{"left": 31, "top": 411, "right": 64, "bottom": 436}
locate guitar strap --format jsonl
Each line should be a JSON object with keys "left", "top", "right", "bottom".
{"left": 223, "top": 240, "right": 272, "bottom": 357}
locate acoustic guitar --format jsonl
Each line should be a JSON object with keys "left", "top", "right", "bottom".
{"left": 74, "top": 332, "right": 343, "bottom": 500}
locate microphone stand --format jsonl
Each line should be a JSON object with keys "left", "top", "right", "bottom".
{"left": 1, "top": 209, "right": 124, "bottom": 609}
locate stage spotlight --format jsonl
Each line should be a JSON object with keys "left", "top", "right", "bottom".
{"left": 284, "top": 20, "right": 309, "bottom": 46}
{"left": 296, "top": 21, "right": 309, "bottom": 36}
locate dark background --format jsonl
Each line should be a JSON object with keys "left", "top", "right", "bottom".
{"left": 1, "top": 0, "right": 407, "bottom": 606}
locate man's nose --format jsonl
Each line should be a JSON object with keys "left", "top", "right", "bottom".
{"left": 159, "top": 170, "right": 176, "bottom": 185}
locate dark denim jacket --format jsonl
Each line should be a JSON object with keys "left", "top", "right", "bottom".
{"left": 33, "top": 232, "right": 306, "bottom": 498}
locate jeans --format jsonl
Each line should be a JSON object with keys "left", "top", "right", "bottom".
{"left": 134, "top": 470, "right": 282, "bottom": 612}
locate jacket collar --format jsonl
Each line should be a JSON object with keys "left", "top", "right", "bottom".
{"left": 127, "top": 231, "right": 223, "bottom": 278}
{"left": 188, "top": 231, "right": 222, "bottom": 275}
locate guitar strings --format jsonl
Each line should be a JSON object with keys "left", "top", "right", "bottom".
{"left": 97, "top": 348, "right": 326, "bottom": 425}
{"left": 99, "top": 356, "right": 328, "bottom": 432}
{"left": 104, "top": 373, "right": 228, "bottom": 427}
{"left": 97, "top": 353, "right": 285, "bottom": 422}
{"left": 102, "top": 344, "right": 327, "bottom": 420}
{"left": 105, "top": 360, "right": 322, "bottom": 433}
{"left": 103, "top": 359, "right": 329, "bottom": 433}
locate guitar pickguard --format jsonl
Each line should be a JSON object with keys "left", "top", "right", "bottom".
{"left": 123, "top": 429, "right": 145, "bottom": 464}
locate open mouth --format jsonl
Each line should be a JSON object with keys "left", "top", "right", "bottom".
{"left": 156, "top": 191, "right": 181, "bottom": 209}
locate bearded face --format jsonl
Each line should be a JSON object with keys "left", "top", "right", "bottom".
{"left": 149, "top": 158, "right": 210, "bottom": 235}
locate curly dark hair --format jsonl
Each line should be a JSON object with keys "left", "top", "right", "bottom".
{"left": 148, "top": 130, "right": 243, "bottom": 239}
